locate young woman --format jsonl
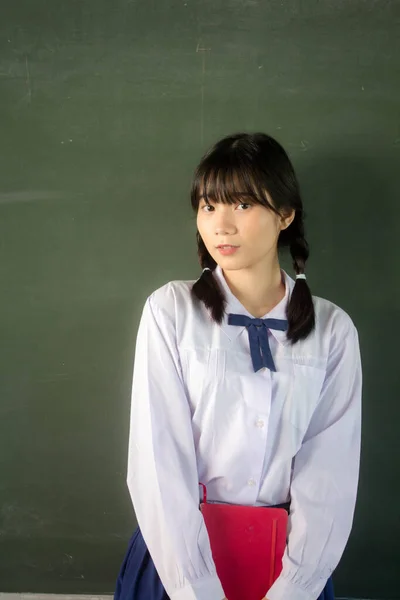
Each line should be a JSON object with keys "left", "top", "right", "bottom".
{"left": 115, "top": 132, "right": 362, "bottom": 600}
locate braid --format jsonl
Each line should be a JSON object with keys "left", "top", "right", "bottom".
{"left": 286, "top": 213, "right": 315, "bottom": 343}
{"left": 290, "top": 237, "right": 308, "bottom": 277}
{"left": 191, "top": 233, "right": 226, "bottom": 323}
{"left": 197, "top": 232, "right": 217, "bottom": 271}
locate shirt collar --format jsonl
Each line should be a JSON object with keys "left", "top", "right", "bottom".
{"left": 212, "top": 264, "right": 295, "bottom": 345}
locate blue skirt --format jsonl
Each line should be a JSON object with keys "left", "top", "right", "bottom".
{"left": 114, "top": 527, "right": 335, "bottom": 600}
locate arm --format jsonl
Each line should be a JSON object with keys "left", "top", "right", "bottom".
{"left": 127, "top": 293, "right": 225, "bottom": 600}
{"left": 267, "top": 316, "right": 362, "bottom": 600}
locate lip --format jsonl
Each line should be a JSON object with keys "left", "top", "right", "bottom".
{"left": 216, "top": 245, "right": 239, "bottom": 256}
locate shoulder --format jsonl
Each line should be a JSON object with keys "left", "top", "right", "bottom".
{"left": 285, "top": 291, "right": 359, "bottom": 368}
{"left": 313, "top": 294, "right": 358, "bottom": 338}
{"left": 285, "top": 271, "right": 357, "bottom": 343}
{"left": 149, "top": 278, "right": 195, "bottom": 309}
{"left": 144, "top": 278, "right": 197, "bottom": 324}
{"left": 310, "top": 295, "right": 360, "bottom": 365}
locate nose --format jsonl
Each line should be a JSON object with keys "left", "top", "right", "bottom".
{"left": 214, "top": 206, "right": 238, "bottom": 235}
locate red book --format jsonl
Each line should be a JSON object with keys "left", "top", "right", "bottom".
{"left": 200, "top": 485, "right": 288, "bottom": 600}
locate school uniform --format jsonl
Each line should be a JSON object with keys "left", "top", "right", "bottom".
{"left": 115, "top": 266, "right": 362, "bottom": 600}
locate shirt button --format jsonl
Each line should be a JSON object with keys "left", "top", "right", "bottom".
{"left": 255, "top": 419, "right": 265, "bottom": 428}
{"left": 247, "top": 478, "right": 256, "bottom": 487}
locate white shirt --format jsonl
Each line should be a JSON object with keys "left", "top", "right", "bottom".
{"left": 127, "top": 266, "right": 362, "bottom": 600}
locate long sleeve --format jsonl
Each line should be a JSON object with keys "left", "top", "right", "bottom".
{"left": 267, "top": 315, "right": 362, "bottom": 600}
{"left": 126, "top": 293, "right": 225, "bottom": 600}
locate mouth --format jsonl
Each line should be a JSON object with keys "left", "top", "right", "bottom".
{"left": 216, "top": 245, "right": 239, "bottom": 255}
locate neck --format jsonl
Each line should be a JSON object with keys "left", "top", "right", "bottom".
{"left": 222, "top": 258, "right": 285, "bottom": 318}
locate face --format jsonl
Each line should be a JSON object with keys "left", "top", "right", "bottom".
{"left": 196, "top": 194, "right": 295, "bottom": 273}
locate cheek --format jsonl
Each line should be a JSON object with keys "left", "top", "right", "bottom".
{"left": 242, "top": 214, "right": 278, "bottom": 238}
{"left": 261, "top": 212, "right": 281, "bottom": 234}
{"left": 196, "top": 213, "right": 205, "bottom": 234}
{"left": 197, "top": 214, "right": 212, "bottom": 245}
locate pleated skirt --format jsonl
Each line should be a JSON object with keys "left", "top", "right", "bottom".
{"left": 114, "top": 527, "right": 335, "bottom": 600}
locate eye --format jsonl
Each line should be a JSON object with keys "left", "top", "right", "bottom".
{"left": 200, "top": 203, "right": 214, "bottom": 212}
{"left": 236, "top": 202, "right": 252, "bottom": 210}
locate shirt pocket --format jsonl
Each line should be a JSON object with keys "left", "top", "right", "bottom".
{"left": 180, "top": 347, "right": 226, "bottom": 414}
{"left": 284, "top": 362, "right": 326, "bottom": 452}
{"left": 265, "top": 359, "right": 325, "bottom": 460}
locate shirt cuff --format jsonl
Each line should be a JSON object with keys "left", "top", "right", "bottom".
{"left": 169, "top": 575, "right": 225, "bottom": 600}
{"left": 267, "top": 574, "right": 325, "bottom": 600}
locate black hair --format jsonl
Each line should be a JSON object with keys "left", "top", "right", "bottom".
{"left": 190, "top": 132, "right": 315, "bottom": 344}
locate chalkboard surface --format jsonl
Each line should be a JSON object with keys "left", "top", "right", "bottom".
{"left": 0, "top": 1, "right": 399, "bottom": 597}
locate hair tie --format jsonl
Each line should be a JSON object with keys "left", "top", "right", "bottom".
{"left": 296, "top": 273, "right": 306, "bottom": 280}
{"left": 202, "top": 267, "right": 212, "bottom": 273}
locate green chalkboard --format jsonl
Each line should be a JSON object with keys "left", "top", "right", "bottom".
{"left": 0, "top": 0, "right": 399, "bottom": 597}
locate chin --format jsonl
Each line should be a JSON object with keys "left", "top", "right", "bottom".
{"left": 216, "top": 258, "right": 250, "bottom": 271}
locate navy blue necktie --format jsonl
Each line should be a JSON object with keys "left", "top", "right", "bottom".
{"left": 227, "top": 314, "right": 288, "bottom": 372}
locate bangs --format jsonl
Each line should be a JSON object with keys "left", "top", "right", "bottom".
{"left": 191, "top": 158, "right": 278, "bottom": 213}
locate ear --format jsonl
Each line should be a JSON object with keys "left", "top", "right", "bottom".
{"left": 280, "top": 208, "right": 295, "bottom": 231}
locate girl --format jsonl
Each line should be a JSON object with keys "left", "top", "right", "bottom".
{"left": 115, "top": 133, "right": 362, "bottom": 600}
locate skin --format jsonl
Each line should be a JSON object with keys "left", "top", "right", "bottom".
{"left": 197, "top": 194, "right": 295, "bottom": 316}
